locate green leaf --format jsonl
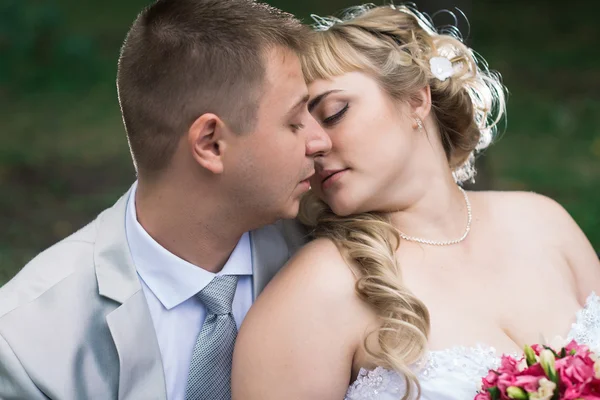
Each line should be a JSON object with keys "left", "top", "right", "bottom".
{"left": 487, "top": 387, "right": 501, "bottom": 400}
{"left": 524, "top": 345, "right": 537, "bottom": 366}
{"left": 507, "top": 386, "right": 528, "bottom": 399}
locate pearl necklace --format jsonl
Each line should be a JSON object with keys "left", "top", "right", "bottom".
{"left": 398, "top": 187, "right": 472, "bottom": 246}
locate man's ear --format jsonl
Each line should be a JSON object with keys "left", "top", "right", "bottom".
{"left": 409, "top": 85, "right": 432, "bottom": 122}
{"left": 187, "top": 113, "right": 228, "bottom": 174}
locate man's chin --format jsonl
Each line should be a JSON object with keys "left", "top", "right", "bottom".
{"left": 278, "top": 202, "right": 300, "bottom": 221}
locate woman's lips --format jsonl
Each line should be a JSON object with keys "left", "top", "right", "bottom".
{"left": 321, "top": 169, "right": 348, "bottom": 190}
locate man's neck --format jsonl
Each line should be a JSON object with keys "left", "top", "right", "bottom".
{"left": 134, "top": 183, "right": 245, "bottom": 274}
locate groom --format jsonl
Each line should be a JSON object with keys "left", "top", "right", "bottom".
{"left": 0, "top": 0, "right": 328, "bottom": 399}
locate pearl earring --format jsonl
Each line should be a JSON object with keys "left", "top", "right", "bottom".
{"left": 416, "top": 118, "right": 424, "bottom": 131}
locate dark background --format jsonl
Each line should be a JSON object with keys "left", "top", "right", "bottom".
{"left": 1, "top": 0, "right": 599, "bottom": 285}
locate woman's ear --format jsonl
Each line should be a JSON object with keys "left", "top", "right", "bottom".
{"left": 410, "top": 85, "right": 432, "bottom": 122}
{"left": 187, "top": 113, "right": 228, "bottom": 174}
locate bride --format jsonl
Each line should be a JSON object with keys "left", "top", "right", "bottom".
{"left": 232, "top": 4, "right": 600, "bottom": 399}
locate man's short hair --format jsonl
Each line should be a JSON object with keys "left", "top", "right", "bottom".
{"left": 117, "top": 0, "right": 308, "bottom": 175}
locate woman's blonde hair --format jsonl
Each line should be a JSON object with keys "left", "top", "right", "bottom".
{"left": 300, "top": 4, "right": 506, "bottom": 398}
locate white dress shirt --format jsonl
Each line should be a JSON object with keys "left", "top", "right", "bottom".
{"left": 125, "top": 183, "right": 254, "bottom": 400}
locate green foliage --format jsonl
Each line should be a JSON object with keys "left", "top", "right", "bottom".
{"left": 0, "top": 0, "right": 102, "bottom": 94}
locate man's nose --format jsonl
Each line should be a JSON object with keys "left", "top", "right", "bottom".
{"left": 305, "top": 117, "right": 331, "bottom": 157}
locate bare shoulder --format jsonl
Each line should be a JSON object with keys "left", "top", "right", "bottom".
{"left": 474, "top": 190, "right": 600, "bottom": 301}
{"left": 476, "top": 190, "right": 565, "bottom": 215}
{"left": 233, "top": 238, "right": 373, "bottom": 399}
{"left": 249, "top": 237, "right": 364, "bottom": 320}
{"left": 475, "top": 190, "right": 577, "bottom": 238}
{"left": 284, "top": 237, "right": 356, "bottom": 284}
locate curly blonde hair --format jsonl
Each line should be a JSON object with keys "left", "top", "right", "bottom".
{"left": 300, "top": 4, "right": 506, "bottom": 398}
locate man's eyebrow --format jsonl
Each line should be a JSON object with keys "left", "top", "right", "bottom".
{"left": 308, "top": 90, "right": 342, "bottom": 113}
{"left": 287, "top": 93, "right": 310, "bottom": 115}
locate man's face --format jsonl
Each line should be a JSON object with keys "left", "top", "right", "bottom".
{"left": 223, "top": 47, "right": 331, "bottom": 224}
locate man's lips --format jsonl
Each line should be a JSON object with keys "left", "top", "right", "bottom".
{"left": 300, "top": 170, "right": 315, "bottom": 183}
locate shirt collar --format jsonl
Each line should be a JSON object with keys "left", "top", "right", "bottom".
{"left": 125, "top": 182, "right": 252, "bottom": 310}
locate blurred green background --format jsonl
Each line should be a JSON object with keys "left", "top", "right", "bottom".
{"left": 1, "top": 0, "right": 599, "bottom": 285}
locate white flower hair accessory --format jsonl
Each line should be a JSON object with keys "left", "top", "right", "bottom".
{"left": 429, "top": 56, "right": 456, "bottom": 81}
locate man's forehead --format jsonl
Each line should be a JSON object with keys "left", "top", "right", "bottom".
{"left": 263, "top": 46, "right": 303, "bottom": 79}
{"left": 261, "top": 49, "right": 308, "bottom": 109}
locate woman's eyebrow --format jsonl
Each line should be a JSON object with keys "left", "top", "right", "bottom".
{"left": 308, "top": 90, "right": 343, "bottom": 112}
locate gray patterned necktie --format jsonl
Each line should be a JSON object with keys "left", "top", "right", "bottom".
{"left": 185, "top": 275, "right": 239, "bottom": 400}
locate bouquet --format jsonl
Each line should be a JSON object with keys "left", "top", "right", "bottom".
{"left": 475, "top": 340, "right": 600, "bottom": 399}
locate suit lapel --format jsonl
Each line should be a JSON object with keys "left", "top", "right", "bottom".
{"left": 106, "top": 291, "right": 167, "bottom": 400}
{"left": 95, "top": 187, "right": 167, "bottom": 400}
{"left": 94, "top": 190, "right": 297, "bottom": 397}
{"left": 250, "top": 224, "right": 290, "bottom": 300}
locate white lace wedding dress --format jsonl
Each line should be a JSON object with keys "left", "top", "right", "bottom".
{"left": 345, "top": 292, "right": 600, "bottom": 400}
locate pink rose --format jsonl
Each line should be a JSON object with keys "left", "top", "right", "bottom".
{"left": 498, "top": 355, "right": 520, "bottom": 375}
{"left": 584, "top": 376, "right": 600, "bottom": 390}
{"left": 519, "top": 364, "right": 545, "bottom": 378}
{"left": 555, "top": 356, "right": 570, "bottom": 371}
{"left": 560, "top": 356, "right": 595, "bottom": 385}
{"left": 497, "top": 373, "right": 519, "bottom": 393}
{"left": 474, "top": 392, "right": 492, "bottom": 400}
{"left": 481, "top": 371, "right": 499, "bottom": 389}
{"left": 564, "top": 340, "right": 591, "bottom": 357}
{"left": 513, "top": 374, "right": 543, "bottom": 392}
{"left": 564, "top": 385, "right": 585, "bottom": 399}
{"left": 563, "top": 384, "right": 600, "bottom": 400}
{"left": 571, "top": 376, "right": 600, "bottom": 398}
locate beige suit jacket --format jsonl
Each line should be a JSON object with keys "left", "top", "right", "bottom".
{"left": 0, "top": 188, "right": 309, "bottom": 399}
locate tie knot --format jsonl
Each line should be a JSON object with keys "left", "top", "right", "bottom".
{"left": 196, "top": 275, "right": 238, "bottom": 315}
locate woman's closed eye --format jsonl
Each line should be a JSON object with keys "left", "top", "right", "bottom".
{"left": 322, "top": 103, "right": 349, "bottom": 127}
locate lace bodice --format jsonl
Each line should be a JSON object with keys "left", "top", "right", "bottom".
{"left": 345, "top": 292, "right": 600, "bottom": 400}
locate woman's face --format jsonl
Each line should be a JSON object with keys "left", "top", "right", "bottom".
{"left": 307, "top": 71, "right": 420, "bottom": 216}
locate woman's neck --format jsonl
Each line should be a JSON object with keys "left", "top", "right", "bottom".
{"left": 387, "top": 176, "right": 470, "bottom": 245}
